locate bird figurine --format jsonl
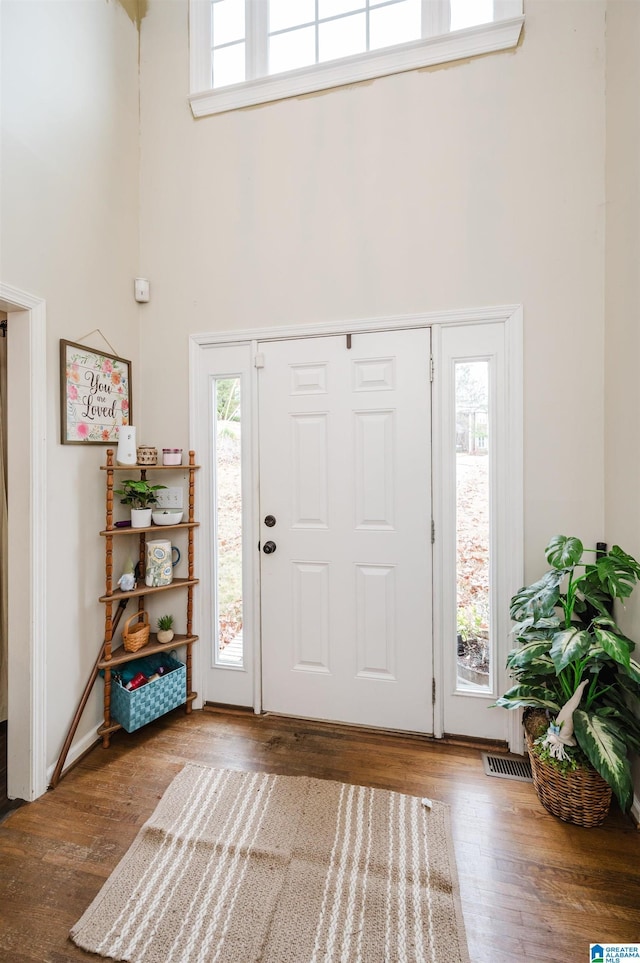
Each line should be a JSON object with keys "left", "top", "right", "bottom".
{"left": 541, "top": 679, "right": 589, "bottom": 761}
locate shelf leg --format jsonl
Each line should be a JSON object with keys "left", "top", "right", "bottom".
{"left": 185, "top": 641, "right": 193, "bottom": 714}
{"left": 102, "top": 666, "right": 112, "bottom": 748}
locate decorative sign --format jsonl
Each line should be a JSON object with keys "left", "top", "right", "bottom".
{"left": 60, "top": 340, "right": 132, "bottom": 444}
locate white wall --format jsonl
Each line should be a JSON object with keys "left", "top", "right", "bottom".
{"left": 138, "top": 0, "right": 607, "bottom": 581}
{"left": 1, "top": 0, "right": 141, "bottom": 778}
{"left": 0, "top": 0, "right": 614, "bottom": 785}
{"left": 604, "top": 0, "right": 640, "bottom": 802}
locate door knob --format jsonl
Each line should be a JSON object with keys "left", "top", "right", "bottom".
{"left": 263, "top": 540, "right": 277, "bottom": 554}
{"left": 264, "top": 515, "right": 277, "bottom": 527}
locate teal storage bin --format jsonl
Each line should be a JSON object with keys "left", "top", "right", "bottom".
{"left": 109, "top": 653, "right": 186, "bottom": 733}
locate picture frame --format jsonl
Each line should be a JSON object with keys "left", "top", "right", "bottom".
{"left": 60, "top": 339, "right": 132, "bottom": 445}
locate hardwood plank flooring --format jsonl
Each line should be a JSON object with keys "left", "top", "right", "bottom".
{"left": 0, "top": 707, "right": 638, "bottom": 963}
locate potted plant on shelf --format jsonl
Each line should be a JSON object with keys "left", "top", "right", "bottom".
{"left": 495, "top": 535, "right": 640, "bottom": 826}
{"left": 156, "top": 614, "right": 174, "bottom": 644}
{"left": 114, "top": 479, "right": 166, "bottom": 529}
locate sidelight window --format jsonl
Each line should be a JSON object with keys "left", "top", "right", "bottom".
{"left": 435, "top": 312, "right": 522, "bottom": 739}
{"left": 455, "top": 360, "right": 490, "bottom": 690}
{"left": 213, "top": 376, "right": 244, "bottom": 667}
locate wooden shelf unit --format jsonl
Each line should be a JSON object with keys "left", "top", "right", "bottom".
{"left": 98, "top": 448, "right": 200, "bottom": 746}
{"left": 99, "top": 577, "right": 199, "bottom": 604}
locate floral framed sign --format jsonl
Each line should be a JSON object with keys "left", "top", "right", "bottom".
{"left": 60, "top": 340, "right": 132, "bottom": 444}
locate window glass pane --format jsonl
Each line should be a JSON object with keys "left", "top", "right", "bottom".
{"left": 450, "top": 0, "right": 493, "bottom": 31}
{"left": 213, "top": 42, "right": 246, "bottom": 87}
{"left": 214, "top": 377, "right": 243, "bottom": 667}
{"left": 455, "top": 361, "right": 490, "bottom": 691}
{"left": 269, "top": 25, "right": 316, "bottom": 74}
{"left": 213, "top": 0, "right": 245, "bottom": 46}
{"left": 269, "top": 0, "right": 316, "bottom": 33}
{"left": 319, "top": 12, "right": 366, "bottom": 62}
{"left": 370, "top": 0, "right": 421, "bottom": 50}
{"left": 318, "top": 0, "right": 363, "bottom": 19}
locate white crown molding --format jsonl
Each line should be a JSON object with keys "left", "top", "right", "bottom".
{"left": 190, "top": 304, "right": 523, "bottom": 348}
{"left": 189, "top": 16, "right": 524, "bottom": 118}
{"left": 0, "top": 281, "right": 48, "bottom": 801}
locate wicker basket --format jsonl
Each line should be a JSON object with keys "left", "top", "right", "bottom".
{"left": 525, "top": 730, "right": 612, "bottom": 827}
{"left": 122, "top": 610, "right": 150, "bottom": 652}
{"left": 110, "top": 654, "right": 186, "bottom": 732}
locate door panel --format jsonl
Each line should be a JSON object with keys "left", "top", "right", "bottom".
{"left": 258, "top": 330, "right": 433, "bottom": 734}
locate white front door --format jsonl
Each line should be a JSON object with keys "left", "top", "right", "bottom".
{"left": 258, "top": 330, "right": 433, "bottom": 734}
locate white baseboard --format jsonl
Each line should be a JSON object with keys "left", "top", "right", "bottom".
{"left": 46, "top": 729, "right": 100, "bottom": 787}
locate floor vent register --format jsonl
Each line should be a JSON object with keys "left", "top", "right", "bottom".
{"left": 481, "top": 752, "right": 533, "bottom": 782}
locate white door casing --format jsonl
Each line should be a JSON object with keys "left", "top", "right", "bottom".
{"left": 258, "top": 330, "right": 433, "bottom": 733}
{"left": 190, "top": 304, "right": 523, "bottom": 748}
{"left": 0, "top": 282, "right": 47, "bottom": 801}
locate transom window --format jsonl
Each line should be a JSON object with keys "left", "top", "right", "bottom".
{"left": 190, "top": 0, "right": 524, "bottom": 116}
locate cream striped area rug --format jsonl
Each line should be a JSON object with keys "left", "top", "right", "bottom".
{"left": 70, "top": 765, "right": 469, "bottom": 963}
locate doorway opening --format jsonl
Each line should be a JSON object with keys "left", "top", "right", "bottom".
{"left": 0, "top": 283, "right": 47, "bottom": 803}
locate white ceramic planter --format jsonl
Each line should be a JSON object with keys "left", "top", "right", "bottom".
{"left": 130, "top": 508, "right": 152, "bottom": 529}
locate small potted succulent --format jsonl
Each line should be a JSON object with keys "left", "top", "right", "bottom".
{"left": 156, "top": 614, "right": 174, "bottom": 644}
{"left": 495, "top": 535, "right": 640, "bottom": 824}
{"left": 114, "top": 479, "right": 166, "bottom": 528}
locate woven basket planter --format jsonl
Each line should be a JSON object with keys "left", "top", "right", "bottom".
{"left": 524, "top": 717, "right": 612, "bottom": 827}
{"left": 122, "top": 610, "right": 151, "bottom": 653}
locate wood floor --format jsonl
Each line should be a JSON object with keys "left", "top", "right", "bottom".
{"left": 0, "top": 707, "right": 638, "bottom": 963}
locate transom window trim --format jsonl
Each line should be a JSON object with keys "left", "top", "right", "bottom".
{"left": 189, "top": 0, "right": 524, "bottom": 118}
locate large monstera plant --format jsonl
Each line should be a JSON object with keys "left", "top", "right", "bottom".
{"left": 496, "top": 535, "right": 640, "bottom": 812}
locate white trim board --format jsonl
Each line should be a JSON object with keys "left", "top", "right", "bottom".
{"left": 190, "top": 304, "right": 523, "bottom": 347}
{"left": 0, "top": 282, "right": 48, "bottom": 802}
